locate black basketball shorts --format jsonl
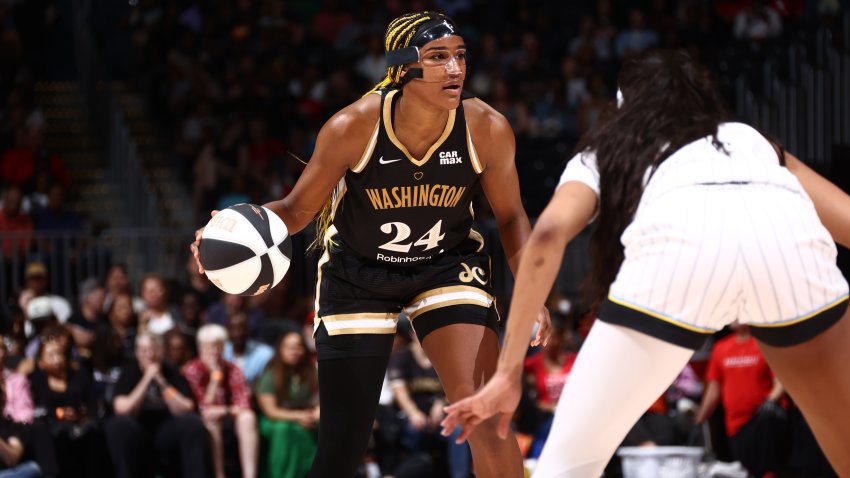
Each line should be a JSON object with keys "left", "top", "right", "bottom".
{"left": 313, "top": 235, "right": 500, "bottom": 360}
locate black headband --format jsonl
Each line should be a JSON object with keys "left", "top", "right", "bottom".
{"left": 385, "top": 17, "right": 459, "bottom": 67}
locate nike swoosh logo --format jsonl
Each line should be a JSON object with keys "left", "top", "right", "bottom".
{"left": 378, "top": 156, "right": 403, "bottom": 164}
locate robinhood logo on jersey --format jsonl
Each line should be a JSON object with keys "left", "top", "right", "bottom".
{"left": 439, "top": 151, "right": 462, "bottom": 164}
{"left": 364, "top": 184, "right": 467, "bottom": 210}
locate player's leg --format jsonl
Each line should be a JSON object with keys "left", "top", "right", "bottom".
{"left": 308, "top": 244, "right": 400, "bottom": 477}
{"left": 738, "top": 182, "right": 850, "bottom": 475}
{"left": 419, "top": 318, "right": 524, "bottom": 478}
{"left": 533, "top": 319, "right": 695, "bottom": 477}
{"left": 753, "top": 304, "right": 850, "bottom": 475}
{"left": 308, "top": 324, "right": 394, "bottom": 478}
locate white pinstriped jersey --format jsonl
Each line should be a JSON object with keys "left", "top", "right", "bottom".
{"left": 558, "top": 122, "right": 849, "bottom": 332}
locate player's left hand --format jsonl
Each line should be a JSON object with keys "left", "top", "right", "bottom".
{"left": 440, "top": 372, "right": 521, "bottom": 443}
{"left": 530, "top": 306, "right": 552, "bottom": 347}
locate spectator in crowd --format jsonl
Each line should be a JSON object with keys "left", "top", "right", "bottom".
{"left": 206, "top": 294, "right": 264, "bottom": 339}
{"left": 162, "top": 328, "right": 195, "bottom": 370}
{"left": 615, "top": 9, "right": 660, "bottom": 59}
{"left": 224, "top": 311, "right": 273, "bottom": 384}
{"left": 21, "top": 298, "right": 59, "bottom": 364}
{"left": 733, "top": 0, "right": 783, "bottom": 44}
{"left": 28, "top": 325, "right": 103, "bottom": 478}
{"left": 696, "top": 323, "right": 789, "bottom": 476}
{"left": 0, "top": 383, "right": 41, "bottom": 478}
{"left": 0, "top": 186, "right": 33, "bottom": 259}
{"left": 0, "top": 124, "right": 68, "bottom": 195}
{"left": 665, "top": 362, "right": 705, "bottom": 444}
{"left": 92, "top": 291, "right": 137, "bottom": 372}
{"left": 176, "top": 289, "right": 207, "bottom": 337}
{"left": 0, "top": 338, "right": 32, "bottom": 425}
{"left": 523, "top": 318, "right": 578, "bottom": 459}
{"left": 30, "top": 182, "right": 82, "bottom": 235}
{"left": 254, "top": 330, "right": 318, "bottom": 478}
{"left": 4, "top": 308, "right": 29, "bottom": 373}
{"left": 182, "top": 324, "right": 258, "bottom": 478}
{"left": 569, "top": 15, "right": 612, "bottom": 62}
{"left": 91, "top": 291, "right": 139, "bottom": 419}
{"left": 354, "top": 35, "right": 389, "bottom": 83}
{"left": 102, "top": 264, "right": 144, "bottom": 315}
{"left": 106, "top": 333, "right": 209, "bottom": 478}
{"left": 67, "top": 278, "right": 106, "bottom": 363}
{"left": 138, "top": 274, "right": 177, "bottom": 335}
{"left": 2, "top": 332, "right": 57, "bottom": 478}
{"left": 17, "top": 263, "right": 71, "bottom": 325}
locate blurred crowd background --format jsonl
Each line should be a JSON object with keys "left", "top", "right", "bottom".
{"left": 0, "top": 0, "right": 848, "bottom": 477}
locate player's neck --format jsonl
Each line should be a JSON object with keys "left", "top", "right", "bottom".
{"left": 395, "top": 93, "right": 450, "bottom": 139}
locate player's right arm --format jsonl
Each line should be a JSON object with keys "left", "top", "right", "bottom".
{"left": 191, "top": 95, "right": 380, "bottom": 272}
{"left": 784, "top": 151, "right": 850, "bottom": 249}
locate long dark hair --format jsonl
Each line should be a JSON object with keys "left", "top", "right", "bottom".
{"left": 269, "top": 331, "right": 317, "bottom": 406}
{"left": 577, "top": 50, "right": 737, "bottom": 303}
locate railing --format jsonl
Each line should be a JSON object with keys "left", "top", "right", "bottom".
{"left": 1, "top": 229, "right": 193, "bottom": 314}
{"left": 73, "top": 0, "right": 157, "bottom": 228}
{"left": 1, "top": 222, "right": 592, "bottom": 319}
{"left": 735, "top": 26, "right": 850, "bottom": 168}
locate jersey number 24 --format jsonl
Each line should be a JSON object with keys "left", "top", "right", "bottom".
{"left": 379, "top": 220, "right": 445, "bottom": 253}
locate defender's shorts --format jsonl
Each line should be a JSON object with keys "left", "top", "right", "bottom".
{"left": 313, "top": 234, "right": 499, "bottom": 359}
{"left": 600, "top": 183, "right": 849, "bottom": 350}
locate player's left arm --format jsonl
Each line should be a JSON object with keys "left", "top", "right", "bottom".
{"left": 471, "top": 103, "right": 531, "bottom": 275}
{"left": 472, "top": 103, "right": 554, "bottom": 345}
{"left": 784, "top": 151, "right": 850, "bottom": 249}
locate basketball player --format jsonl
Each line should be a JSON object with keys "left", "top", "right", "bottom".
{"left": 441, "top": 49, "right": 850, "bottom": 477}
{"left": 191, "top": 11, "right": 548, "bottom": 478}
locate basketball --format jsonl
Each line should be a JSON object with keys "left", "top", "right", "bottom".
{"left": 199, "top": 203, "right": 292, "bottom": 296}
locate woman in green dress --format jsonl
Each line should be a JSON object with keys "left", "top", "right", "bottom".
{"left": 255, "top": 330, "right": 319, "bottom": 478}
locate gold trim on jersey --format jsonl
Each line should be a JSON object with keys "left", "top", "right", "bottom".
{"left": 751, "top": 294, "right": 850, "bottom": 328}
{"left": 409, "top": 285, "right": 494, "bottom": 304}
{"left": 321, "top": 312, "right": 401, "bottom": 322}
{"left": 607, "top": 294, "right": 716, "bottom": 333}
{"left": 405, "top": 285, "right": 494, "bottom": 320}
{"left": 468, "top": 229, "right": 484, "bottom": 252}
{"left": 466, "top": 127, "right": 483, "bottom": 174}
{"left": 383, "top": 89, "right": 457, "bottom": 167}
{"left": 312, "top": 245, "right": 332, "bottom": 337}
{"left": 352, "top": 121, "right": 381, "bottom": 173}
{"left": 326, "top": 327, "right": 397, "bottom": 336}
{"left": 320, "top": 312, "right": 399, "bottom": 336}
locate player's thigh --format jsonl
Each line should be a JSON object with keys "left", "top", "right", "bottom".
{"left": 418, "top": 306, "right": 501, "bottom": 402}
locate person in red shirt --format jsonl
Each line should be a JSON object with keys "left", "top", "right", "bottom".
{"left": 696, "top": 322, "right": 787, "bottom": 476}
{"left": 182, "top": 324, "right": 258, "bottom": 478}
{"left": 0, "top": 125, "right": 69, "bottom": 194}
{"left": 0, "top": 186, "right": 33, "bottom": 259}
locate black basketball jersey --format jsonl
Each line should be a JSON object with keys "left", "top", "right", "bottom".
{"left": 329, "top": 88, "right": 484, "bottom": 265}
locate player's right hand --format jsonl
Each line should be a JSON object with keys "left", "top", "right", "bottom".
{"left": 190, "top": 210, "right": 218, "bottom": 274}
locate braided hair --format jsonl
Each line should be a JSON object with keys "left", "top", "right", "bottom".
{"left": 366, "top": 11, "right": 453, "bottom": 94}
